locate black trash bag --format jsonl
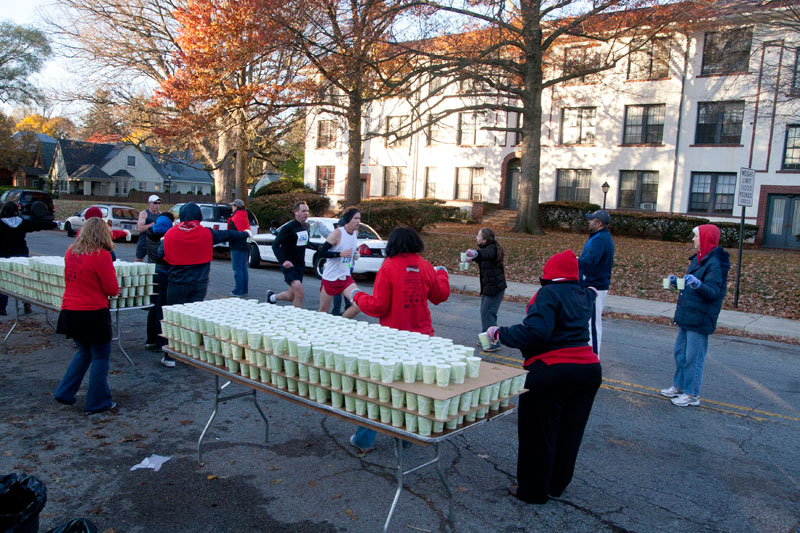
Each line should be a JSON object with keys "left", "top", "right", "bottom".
{"left": 45, "top": 518, "right": 99, "bottom": 533}
{"left": 0, "top": 473, "right": 47, "bottom": 533}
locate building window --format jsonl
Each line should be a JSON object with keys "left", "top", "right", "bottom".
{"left": 510, "top": 112, "right": 523, "bottom": 146}
{"left": 560, "top": 107, "right": 595, "bottom": 145}
{"left": 316, "top": 166, "right": 335, "bottom": 194}
{"left": 695, "top": 101, "right": 745, "bottom": 144}
{"left": 701, "top": 27, "right": 752, "bottom": 75}
{"left": 782, "top": 125, "right": 800, "bottom": 170}
{"left": 628, "top": 37, "right": 670, "bottom": 80}
{"left": 386, "top": 116, "right": 409, "bottom": 147}
{"left": 556, "top": 169, "right": 591, "bottom": 202}
{"left": 458, "top": 113, "right": 484, "bottom": 146}
{"left": 138, "top": 182, "right": 145, "bottom": 191}
{"left": 383, "top": 166, "right": 405, "bottom": 197}
{"left": 316, "top": 120, "right": 336, "bottom": 149}
{"left": 689, "top": 172, "right": 736, "bottom": 214}
{"left": 563, "top": 46, "right": 598, "bottom": 84}
{"left": 424, "top": 167, "right": 436, "bottom": 198}
{"left": 127, "top": 155, "right": 136, "bottom": 166}
{"left": 619, "top": 170, "right": 659, "bottom": 210}
{"left": 792, "top": 49, "right": 800, "bottom": 96}
{"left": 623, "top": 104, "right": 665, "bottom": 144}
{"left": 455, "top": 167, "right": 483, "bottom": 201}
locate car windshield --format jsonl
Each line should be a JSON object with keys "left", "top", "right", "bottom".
{"left": 113, "top": 208, "right": 138, "bottom": 219}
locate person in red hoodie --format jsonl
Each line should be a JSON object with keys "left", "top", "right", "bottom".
{"left": 343, "top": 226, "right": 450, "bottom": 452}
{"left": 486, "top": 250, "right": 601, "bottom": 504}
{"left": 227, "top": 199, "right": 251, "bottom": 296}
{"left": 54, "top": 217, "right": 120, "bottom": 415}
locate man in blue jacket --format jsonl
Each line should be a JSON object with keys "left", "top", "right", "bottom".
{"left": 578, "top": 209, "right": 614, "bottom": 356}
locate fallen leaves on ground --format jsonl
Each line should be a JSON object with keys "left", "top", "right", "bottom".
{"left": 423, "top": 224, "right": 800, "bottom": 320}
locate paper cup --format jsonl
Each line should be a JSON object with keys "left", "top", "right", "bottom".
{"left": 380, "top": 405, "right": 392, "bottom": 424}
{"left": 433, "top": 421, "right": 444, "bottom": 434}
{"left": 466, "top": 357, "right": 481, "bottom": 379}
{"left": 459, "top": 262, "right": 469, "bottom": 271}
{"left": 269, "top": 355, "right": 283, "bottom": 373}
{"left": 464, "top": 410, "right": 477, "bottom": 423}
{"left": 283, "top": 359, "right": 298, "bottom": 378}
{"left": 341, "top": 375, "right": 354, "bottom": 393}
{"left": 402, "top": 362, "right": 416, "bottom": 384}
{"left": 367, "top": 382, "right": 378, "bottom": 399}
{"left": 297, "top": 381, "right": 309, "bottom": 396}
{"left": 378, "top": 385, "right": 390, "bottom": 403}
{"left": 331, "top": 391, "right": 344, "bottom": 408}
{"left": 445, "top": 418, "right": 458, "bottom": 430}
{"left": 405, "top": 392, "right": 417, "bottom": 411}
{"left": 380, "top": 360, "right": 396, "bottom": 384}
{"left": 677, "top": 277, "right": 685, "bottom": 290}
{"left": 499, "top": 378, "right": 512, "bottom": 398}
{"left": 434, "top": 398, "right": 450, "bottom": 420}
{"left": 479, "top": 386, "right": 491, "bottom": 404}
{"left": 490, "top": 382, "right": 501, "bottom": 401}
{"left": 356, "top": 379, "right": 367, "bottom": 396}
{"left": 315, "top": 387, "right": 328, "bottom": 404}
{"left": 355, "top": 398, "right": 367, "bottom": 416}
{"left": 391, "top": 409, "right": 404, "bottom": 427}
{"left": 330, "top": 372, "right": 341, "bottom": 390}
{"left": 663, "top": 277, "right": 671, "bottom": 289}
{"left": 448, "top": 395, "right": 460, "bottom": 416}
{"left": 287, "top": 378, "right": 298, "bottom": 393}
{"left": 344, "top": 394, "right": 356, "bottom": 412}
{"left": 390, "top": 388, "right": 404, "bottom": 408}
{"left": 297, "top": 343, "right": 311, "bottom": 362}
{"left": 476, "top": 406, "right": 488, "bottom": 419}
{"left": 478, "top": 332, "right": 491, "bottom": 350}
{"left": 458, "top": 391, "right": 473, "bottom": 412}
{"left": 435, "top": 364, "right": 451, "bottom": 387}
{"left": 417, "top": 416, "right": 432, "bottom": 436}
{"left": 367, "top": 402, "right": 379, "bottom": 420}
{"left": 320, "top": 369, "right": 331, "bottom": 386}
{"left": 357, "top": 356, "right": 371, "bottom": 378}
{"left": 417, "top": 395, "right": 432, "bottom": 415}
{"left": 511, "top": 374, "right": 526, "bottom": 395}
{"left": 450, "top": 362, "right": 466, "bottom": 384}
{"left": 308, "top": 366, "right": 320, "bottom": 384}
{"left": 422, "top": 363, "right": 436, "bottom": 385}
{"left": 369, "top": 358, "right": 382, "bottom": 380}
{"left": 404, "top": 412, "right": 418, "bottom": 433}
{"left": 343, "top": 354, "right": 357, "bottom": 375}
{"left": 260, "top": 368, "right": 270, "bottom": 383}
{"left": 490, "top": 401, "right": 500, "bottom": 411}
{"left": 460, "top": 252, "right": 468, "bottom": 261}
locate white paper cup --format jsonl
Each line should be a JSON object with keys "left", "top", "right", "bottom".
{"left": 356, "top": 379, "right": 367, "bottom": 396}
{"left": 308, "top": 366, "right": 320, "bottom": 384}
{"left": 391, "top": 409, "right": 404, "bottom": 427}
{"left": 369, "top": 359, "right": 382, "bottom": 380}
{"left": 378, "top": 385, "right": 390, "bottom": 403}
{"left": 380, "top": 360, "right": 396, "bottom": 384}
{"left": 343, "top": 354, "right": 357, "bottom": 375}
{"left": 287, "top": 378, "right": 298, "bottom": 393}
{"left": 490, "top": 382, "right": 501, "bottom": 402}
{"left": 490, "top": 401, "right": 500, "bottom": 411}
{"left": 663, "top": 277, "right": 671, "bottom": 289}
{"left": 450, "top": 362, "right": 466, "bottom": 384}
{"left": 315, "top": 387, "right": 328, "bottom": 404}
{"left": 297, "top": 343, "right": 311, "bottom": 362}
{"left": 404, "top": 413, "right": 418, "bottom": 433}
{"left": 269, "top": 355, "right": 283, "bottom": 373}
{"left": 405, "top": 392, "right": 418, "bottom": 411}
{"left": 284, "top": 359, "right": 298, "bottom": 378}
{"left": 459, "top": 391, "right": 473, "bottom": 412}
{"left": 478, "top": 332, "right": 491, "bottom": 350}
{"left": 417, "top": 416, "right": 432, "bottom": 436}
{"left": 320, "top": 369, "right": 331, "bottom": 386}
{"left": 445, "top": 418, "right": 458, "bottom": 430}
{"left": 433, "top": 421, "right": 444, "bottom": 433}
{"left": 330, "top": 372, "right": 342, "bottom": 390}
{"left": 367, "top": 402, "right": 379, "bottom": 420}
{"left": 379, "top": 405, "right": 392, "bottom": 424}
{"left": 297, "top": 381, "right": 309, "bottom": 397}
{"left": 479, "top": 386, "right": 491, "bottom": 404}
{"left": 511, "top": 374, "right": 526, "bottom": 395}
{"left": 422, "top": 363, "right": 436, "bottom": 385}
{"left": 260, "top": 368, "right": 270, "bottom": 383}
{"left": 466, "top": 357, "right": 481, "bottom": 379}
{"left": 435, "top": 364, "right": 451, "bottom": 387}
{"left": 391, "top": 388, "right": 404, "bottom": 408}
{"left": 459, "top": 262, "right": 469, "bottom": 271}
{"left": 476, "top": 406, "right": 488, "bottom": 419}
{"left": 357, "top": 356, "right": 371, "bottom": 378}
{"left": 367, "top": 381, "right": 378, "bottom": 399}
{"left": 401, "top": 362, "right": 416, "bottom": 383}
{"left": 464, "top": 410, "right": 477, "bottom": 423}
{"left": 341, "top": 375, "right": 354, "bottom": 393}
{"left": 499, "top": 379, "right": 512, "bottom": 398}
{"left": 434, "top": 398, "right": 450, "bottom": 420}
{"left": 276, "top": 375, "right": 287, "bottom": 389}
{"left": 417, "top": 395, "right": 432, "bottom": 416}
{"left": 355, "top": 398, "right": 367, "bottom": 416}
{"left": 331, "top": 391, "right": 344, "bottom": 408}
{"left": 460, "top": 252, "right": 468, "bottom": 261}
{"left": 448, "top": 395, "right": 460, "bottom": 416}
{"left": 677, "top": 277, "right": 686, "bottom": 290}
{"left": 344, "top": 394, "right": 356, "bottom": 412}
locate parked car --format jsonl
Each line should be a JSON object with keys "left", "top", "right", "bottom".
{"left": 168, "top": 203, "right": 260, "bottom": 248}
{"left": 63, "top": 205, "right": 140, "bottom": 238}
{"left": 249, "top": 217, "right": 387, "bottom": 278}
{"left": 0, "top": 189, "right": 55, "bottom": 222}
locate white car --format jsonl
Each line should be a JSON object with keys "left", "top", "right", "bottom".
{"left": 249, "top": 217, "right": 387, "bottom": 278}
{"left": 63, "top": 204, "right": 140, "bottom": 238}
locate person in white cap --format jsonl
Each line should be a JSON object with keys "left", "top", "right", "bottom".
{"left": 135, "top": 195, "right": 162, "bottom": 262}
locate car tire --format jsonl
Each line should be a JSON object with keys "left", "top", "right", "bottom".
{"left": 248, "top": 243, "right": 261, "bottom": 268}
{"left": 313, "top": 255, "right": 326, "bottom": 279}
{"left": 64, "top": 221, "right": 75, "bottom": 237}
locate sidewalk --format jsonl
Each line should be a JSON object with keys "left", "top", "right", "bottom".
{"left": 448, "top": 273, "right": 800, "bottom": 341}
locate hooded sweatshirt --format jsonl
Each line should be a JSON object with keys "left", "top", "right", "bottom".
{"left": 673, "top": 224, "right": 731, "bottom": 335}
{"left": 0, "top": 216, "right": 57, "bottom": 258}
{"left": 158, "top": 202, "right": 248, "bottom": 286}
{"left": 227, "top": 208, "right": 251, "bottom": 252}
{"left": 499, "top": 250, "right": 599, "bottom": 367}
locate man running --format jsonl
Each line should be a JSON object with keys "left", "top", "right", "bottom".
{"left": 316, "top": 208, "right": 361, "bottom": 319}
{"left": 267, "top": 201, "right": 310, "bottom": 307}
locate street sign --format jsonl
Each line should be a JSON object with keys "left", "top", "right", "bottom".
{"left": 738, "top": 168, "right": 755, "bottom": 207}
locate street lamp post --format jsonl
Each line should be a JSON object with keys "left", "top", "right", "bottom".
{"left": 601, "top": 181, "right": 610, "bottom": 210}
{"left": 166, "top": 174, "right": 172, "bottom": 206}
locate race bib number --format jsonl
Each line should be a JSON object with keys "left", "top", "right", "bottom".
{"left": 342, "top": 254, "right": 352, "bottom": 265}
{"left": 295, "top": 230, "right": 309, "bottom": 246}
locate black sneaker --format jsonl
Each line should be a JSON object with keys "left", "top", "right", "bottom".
{"left": 266, "top": 289, "right": 276, "bottom": 304}
{"left": 484, "top": 344, "right": 501, "bottom": 352}
{"left": 85, "top": 402, "right": 116, "bottom": 416}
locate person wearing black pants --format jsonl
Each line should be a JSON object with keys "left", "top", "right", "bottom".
{"left": 144, "top": 213, "right": 174, "bottom": 351}
{"left": 487, "top": 249, "right": 601, "bottom": 504}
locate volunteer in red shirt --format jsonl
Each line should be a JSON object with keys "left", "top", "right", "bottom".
{"left": 343, "top": 226, "right": 450, "bottom": 452}
{"left": 487, "top": 250, "right": 601, "bottom": 504}
{"left": 227, "top": 199, "right": 251, "bottom": 296}
{"left": 54, "top": 217, "right": 120, "bottom": 416}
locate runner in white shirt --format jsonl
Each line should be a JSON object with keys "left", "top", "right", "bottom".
{"left": 317, "top": 208, "right": 361, "bottom": 319}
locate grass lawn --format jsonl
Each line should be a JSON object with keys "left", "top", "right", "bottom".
{"left": 421, "top": 223, "right": 800, "bottom": 320}
{"left": 54, "top": 199, "right": 180, "bottom": 221}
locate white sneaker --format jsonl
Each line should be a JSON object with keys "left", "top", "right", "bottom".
{"left": 160, "top": 356, "right": 176, "bottom": 368}
{"left": 660, "top": 386, "right": 683, "bottom": 398}
{"left": 671, "top": 393, "right": 700, "bottom": 407}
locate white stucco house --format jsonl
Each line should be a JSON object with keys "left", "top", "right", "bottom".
{"left": 303, "top": 9, "right": 800, "bottom": 249}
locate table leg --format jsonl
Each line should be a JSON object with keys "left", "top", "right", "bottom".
{"left": 383, "top": 437, "right": 405, "bottom": 532}
{"left": 434, "top": 442, "right": 455, "bottom": 524}
{"left": 113, "top": 308, "right": 134, "bottom": 366}
{"left": 252, "top": 391, "right": 270, "bottom": 443}
{"left": 2, "top": 298, "right": 20, "bottom": 354}
{"left": 43, "top": 309, "right": 56, "bottom": 332}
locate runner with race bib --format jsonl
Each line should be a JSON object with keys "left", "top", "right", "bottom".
{"left": 316, "top": 208, "right": 361, "bottom": 319}
{"left": 267, "top": 201, "right": 310, "bottom": 308}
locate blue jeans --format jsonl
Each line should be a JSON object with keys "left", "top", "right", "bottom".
{"left": 231, "top": 249, "right": 249, "bottom": 295}
{"left": 54, "top": 341, "right": 112, "bottom": 413}
{"left": 167, "top": 282, "right": 208, "bottom": 305}
{"left": 480, "top": 290, "right": 504, "bottom": 333}
{"left": 672, "top": 327, "right": 709, "bottom": 397}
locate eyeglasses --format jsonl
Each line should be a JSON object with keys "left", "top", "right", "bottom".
{"left": 153, "top": 201, "right": 161, "bottom": 204}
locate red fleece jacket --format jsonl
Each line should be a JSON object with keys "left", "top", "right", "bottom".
{"left": 353, "top": 253, "right": 450, "bottom": 335}
{"left": 61, "top": 248, "right": 119, "bottom": 310}
{"left": 163, "top": 221, "right": 213, "bottom": 265}
{"left": 229, "top": 209, "right": 250, "bottom": 232}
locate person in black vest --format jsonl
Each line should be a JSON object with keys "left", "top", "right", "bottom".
{"left": 0, "top": 201, "right": 57, "bottom": 315}
{"left": 144, "top": 212, "right": 174, "bottom": 352}
{"left": 135, "top": 195, "right": 162, "bottom": 262}
{"left": 487, "top": 250, "right": 601, "bottom": 504}
{"left": 266, "top": 201, "right": 310, "bottom": 308}
{"left": 465, "top": 227, "right": 507, "bottom": 351}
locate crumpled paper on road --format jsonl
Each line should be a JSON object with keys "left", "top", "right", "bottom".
{"left": 130, "top": 454, "right": 172, "bottom": 472}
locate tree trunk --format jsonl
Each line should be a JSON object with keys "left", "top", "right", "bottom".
{"left": 344, "top": 97, "right": 363, "bottom": 207}
{"left": 514, "top": 20, "right": 545, "bottom": 235}
{"left": 214, "top": 127, "right": 234, "bottom": 203}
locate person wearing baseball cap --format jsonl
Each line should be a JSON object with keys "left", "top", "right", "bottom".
{"left": 135, "top": 195, "right": 162, "bottom": 262}
{"left": 578, "top": 209, "right": 614, "bottom": 356}
{"left": 227, "top": 199, "right": 250, "bottom": 296}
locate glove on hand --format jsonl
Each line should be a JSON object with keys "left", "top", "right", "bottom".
{"left": 487, "top": 326, "right": 499, "bottom": 342}
{"left": 684, "top": 274, "right": 702, "bottom": 289}
{"left": 668, "top": 275, "right": 678, "bottom": 287}
{"left": 466, "top": 249, "right": 478, "bottom": 259}
{"left": 434, "top": 266, "right": 448, "bottom": 273}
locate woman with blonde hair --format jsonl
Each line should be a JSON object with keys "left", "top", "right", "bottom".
{"left": 54, "top": 217, "right": 120, "bottom": 415}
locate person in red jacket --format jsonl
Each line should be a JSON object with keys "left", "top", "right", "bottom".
{"left": 54, "top": 217, "right": 120, "bottom": 415}
{"left": 343, "top": 226, "right": 450, "bottom": 451}
{"left": 227, "top": 199, "right": 251, "bottom": 296}
{"left": 487, "top": 250, "right": 601, "bottom": 504}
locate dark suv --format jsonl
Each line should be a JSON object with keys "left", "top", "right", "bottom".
{"left": 0, "top": 189, "right": 56, "bottom": 222}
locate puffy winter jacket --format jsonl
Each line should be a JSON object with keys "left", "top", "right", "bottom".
{"left": 673, "top": 225, "right": 730, "bottom": 335}
{"left": 0, "top": 216, "right": 57, "bottom": 258}
{"left": 578, "top": 227, "right": 614, "bottom": 290}
{"left": 475, "top": 241, "right": 507, "bottom": 296}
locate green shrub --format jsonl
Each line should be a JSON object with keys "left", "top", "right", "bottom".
{"left": 539, "top": 201, "right": 601, "bottom": 231}
{"left": 253, "top": 177, "right": 314, "bottom": 197}
{"left": 340, "top": 198, "right": 469, "bottom": 235}
{"left": 249, "top": 192, "right": 329, "bottom": 230}
{"left": 650, "top": 214, "right": 710, "bottom": 242}
{"left": 716, "top": 221, "right": 759, "bottom": 247}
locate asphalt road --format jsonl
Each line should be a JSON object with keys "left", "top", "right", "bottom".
{"left": 0, "top": 230, "right": 797, "bottom": 532}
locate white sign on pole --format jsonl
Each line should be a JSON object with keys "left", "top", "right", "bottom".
{"left": 738, "top": 168, "right": 755, "bottom": 207}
